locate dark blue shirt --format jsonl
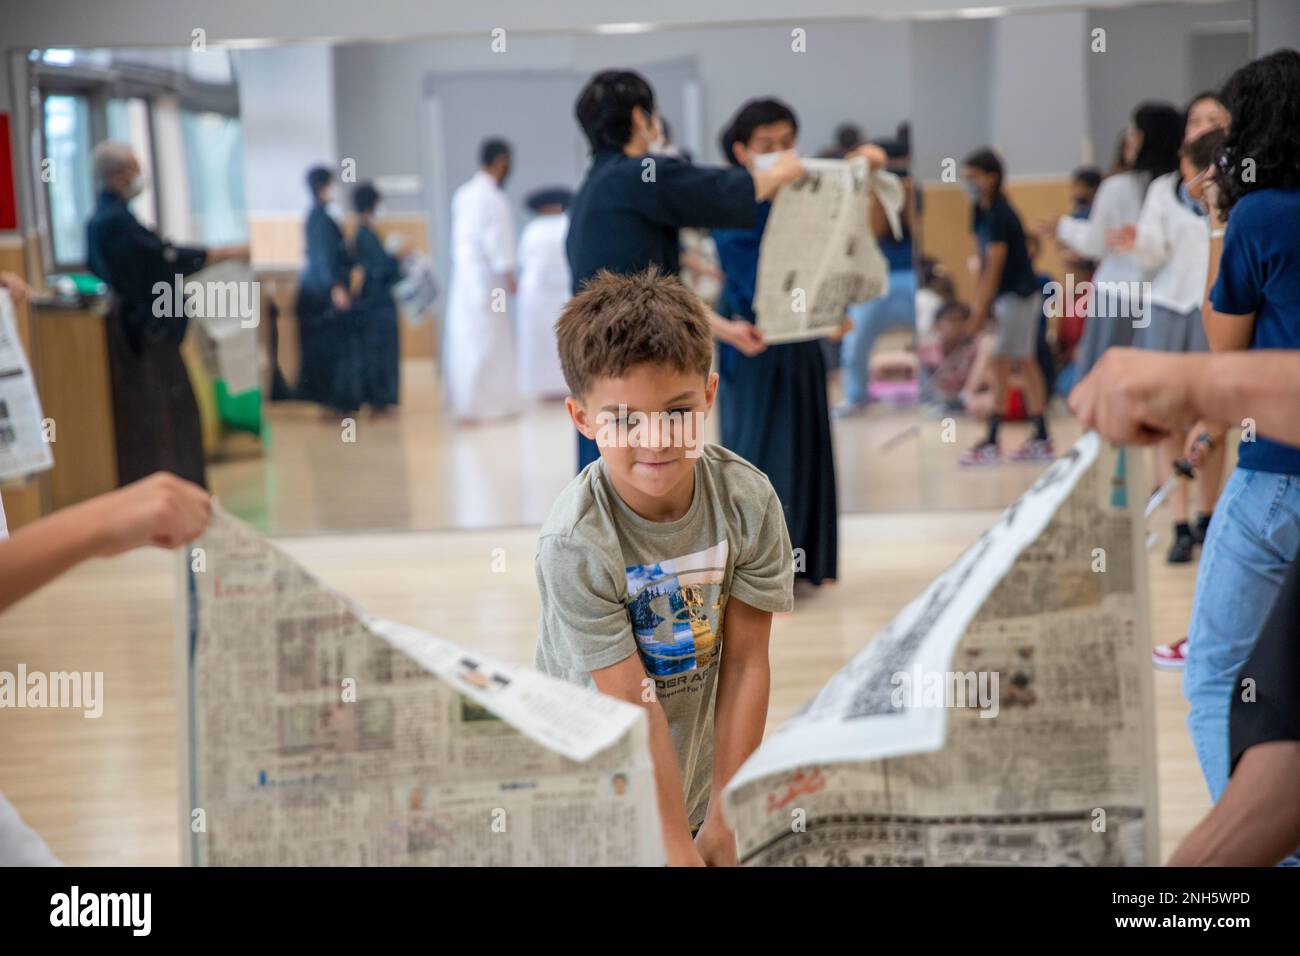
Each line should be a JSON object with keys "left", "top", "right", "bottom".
{"left": 1211, "top": 188, "right": 1300, "bottom": 474}
{"left": 565, "top": 150, "right": 756, "bottom": 294}
{"left": 714, "top": 202, "right": 770, "bottom": 321}
{"left": 880, "top": 174, "right": 915, "bottom": 273}
{"left": 712, "top": 202, "right": 770, "bottom": 379}
{"left": 972, "top": 195, "right": 1038, "bottom": 298}
{"left": 352, "top": 224, "right": 402, "bottom": 310}
{"left": 86, "top": 189, "right": 207, "bottom": 346}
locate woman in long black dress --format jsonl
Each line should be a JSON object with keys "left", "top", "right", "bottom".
{"left": 350, "top": 182, "right": 404, "bottom": 414}
{"left": 296, "top": 165, "right": 359, "bottom": 414}
{"left": 712, "top": 99, "right": 885, "bottom": 587}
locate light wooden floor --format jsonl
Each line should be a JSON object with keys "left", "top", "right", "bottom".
{"left": 207, "top": 359, "right": 1083, "bottom": 534}
{"left": 0, "top": 358, "right": 1215, "bottom": 865}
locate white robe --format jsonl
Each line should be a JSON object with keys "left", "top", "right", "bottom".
{"left": 444, "top": 171, "right": 520, "bottom": 420}
{"left": 516, "top": 213, "right": 571, "bottom": 399}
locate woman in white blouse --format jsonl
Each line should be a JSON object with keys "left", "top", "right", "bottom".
{"left": 1049, "top": 102, "right": 1184, "bottom": 380}
{"left": 1112, "top": 95, "right": 1230, "bottom": 575}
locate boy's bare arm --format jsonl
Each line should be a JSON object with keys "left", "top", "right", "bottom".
{"left": 697, "top": 596, "right": 773, "bottom": 866}
{"left": 591, "top": 653, "right": 704, "bottom": 867}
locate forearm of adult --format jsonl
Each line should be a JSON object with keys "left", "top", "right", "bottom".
{"left": 1168, "top": 741, "right": 1300, "bottom": 866}
{"left": 1193, "top": 351, "right": 1300, "bottom": 446}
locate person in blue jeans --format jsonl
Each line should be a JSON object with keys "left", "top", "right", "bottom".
{"left": 1183, "top": 50, "right": 1300, "bottom": 813}
{"left": 838, "top": 270, "right": 916, "bottom": 413}
{"left": 837, "top": 139, "right": 917, "bottom": 414}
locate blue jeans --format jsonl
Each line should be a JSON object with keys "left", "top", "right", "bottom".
{"left": 840, "top": 269, "right": 916, "bottom": 406}
{"left": 1184, "top": 467, "right": 1300, "bottom": 802}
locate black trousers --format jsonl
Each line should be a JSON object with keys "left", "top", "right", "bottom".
{"left": 105, "top": 303, "right": 207, "bottom": 489}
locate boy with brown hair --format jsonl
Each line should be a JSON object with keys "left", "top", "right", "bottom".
{"left": 534, "top": 267, "right": 793, "bottom": 866}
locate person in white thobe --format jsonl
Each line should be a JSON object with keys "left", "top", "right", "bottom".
{"left": 516, "top": 188, "right": 573, "bottom": 400}
{"left": 444, "top": 139, "right": 520, "bottom": 421}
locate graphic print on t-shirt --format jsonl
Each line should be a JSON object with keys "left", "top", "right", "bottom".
{"left": 625, "top": 540, "right": 729, "bottom": 678}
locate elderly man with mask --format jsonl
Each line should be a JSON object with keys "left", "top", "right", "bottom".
{"left": 86, "top": 141, "right": 247, "bottom": 488}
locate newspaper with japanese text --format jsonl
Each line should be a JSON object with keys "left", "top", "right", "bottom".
{"left": 724, "top": 433, "right": 1159, "bottom": 866}
{"left": 0, "top": 290, "right": 54, "bottom": 482}
{"left": 177, "top": 509, "right": 662, "bottom": 866}
{"left": 753, "top": 159, "right": 901, "bottom": 344}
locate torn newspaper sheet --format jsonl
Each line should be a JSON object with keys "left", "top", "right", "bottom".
{"left": 185, "top": 260, "right": 261, "bottom": 396}
{"left": 0, "top": 290, "right": 54, "bottom": 482}
{"left": 753, "top": 159, "right": 899, "bottom": 344}
{"left": 177, "top": 510, "right": 662, "bottom": 866}
{"left": 725, "top": 433, "right": 1158, "bottom": 866}
{"left": 392, "top": 251, "right": 440, "bottom": 326}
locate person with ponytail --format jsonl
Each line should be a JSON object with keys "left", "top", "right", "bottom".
{"left": 958, "top": 147, "right": 1053, "bottom": 466}
{"left": 1110, "top": 94, "right": 1229, "bottom": 574}
{"left": 1048, "top": 102, "right": 1183, "bottom": 380}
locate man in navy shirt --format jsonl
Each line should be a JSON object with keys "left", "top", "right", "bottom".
{"left": 564, "top": 70, "right": 804, "bottom": 471}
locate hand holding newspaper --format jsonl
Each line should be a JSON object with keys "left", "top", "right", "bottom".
{"left": 0, "top": 290, "right": 54, "bottom": 482}
{"left": 723, "top": 434, "right": 1160, "bottom": 866}
{"left": 753, "top": 159, "right": 903, "bottom": 344}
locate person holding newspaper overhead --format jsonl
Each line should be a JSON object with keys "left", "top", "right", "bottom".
{"left": 712, "top": 98, "right": 887, "bottom": 588}
{"left": 565, "top": 69, "right": 805, "bottom": 472}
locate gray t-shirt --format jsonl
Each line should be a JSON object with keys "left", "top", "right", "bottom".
{"left": 534, "top": 442, "right": 794, "bottom": 826}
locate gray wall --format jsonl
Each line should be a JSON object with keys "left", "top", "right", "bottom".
{"left": 4, "top": 1, "right": 1289, "bottom": 243}
{"left": 989, "top": 11, "right": 1090, "bottom": 176}
{"left": 1086, "top": 1, "right": 1253, "bottom": 166}
{"left": 908, "top": 18, "right": 993, "bottom": 183}
{"left": 1256, "top": 0, "right": 1300, "bottom": 55}
{"left": 0, "top": 0, "right": 1176, "bottom": 52}
{"left": 330, "top": 21, "right": 914, "bottom": 213}
{"left": 235, "top": 44, "right": 338, "bottom": 214}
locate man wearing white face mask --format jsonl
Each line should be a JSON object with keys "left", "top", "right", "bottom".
{"left": 86, "top": 141, "right": 248, "bottom": 488}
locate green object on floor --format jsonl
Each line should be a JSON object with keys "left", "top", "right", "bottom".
{"left": 215, "top": 382, "right": 262, "bottom": 436}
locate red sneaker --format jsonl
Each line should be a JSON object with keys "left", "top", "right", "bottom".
{"left": 1152, "top": 637, "right": 1188, "bottom": 669}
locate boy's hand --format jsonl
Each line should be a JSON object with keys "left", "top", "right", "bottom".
{"left": 667, "top": 836, "right": 707, "bottom": 867}
{"left": 89, "top": 472, "right": 213, "bottom": 556}
{"left": 695, "top": 818, "right": 739, "bottom": 866}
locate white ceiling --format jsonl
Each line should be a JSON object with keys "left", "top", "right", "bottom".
{"left": 5, "top": 0, "right": 1234, "bottom": 51}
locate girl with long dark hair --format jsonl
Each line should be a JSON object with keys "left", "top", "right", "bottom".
{"left": 1051, "top": 101, "right": 1183, "bottom": 378}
